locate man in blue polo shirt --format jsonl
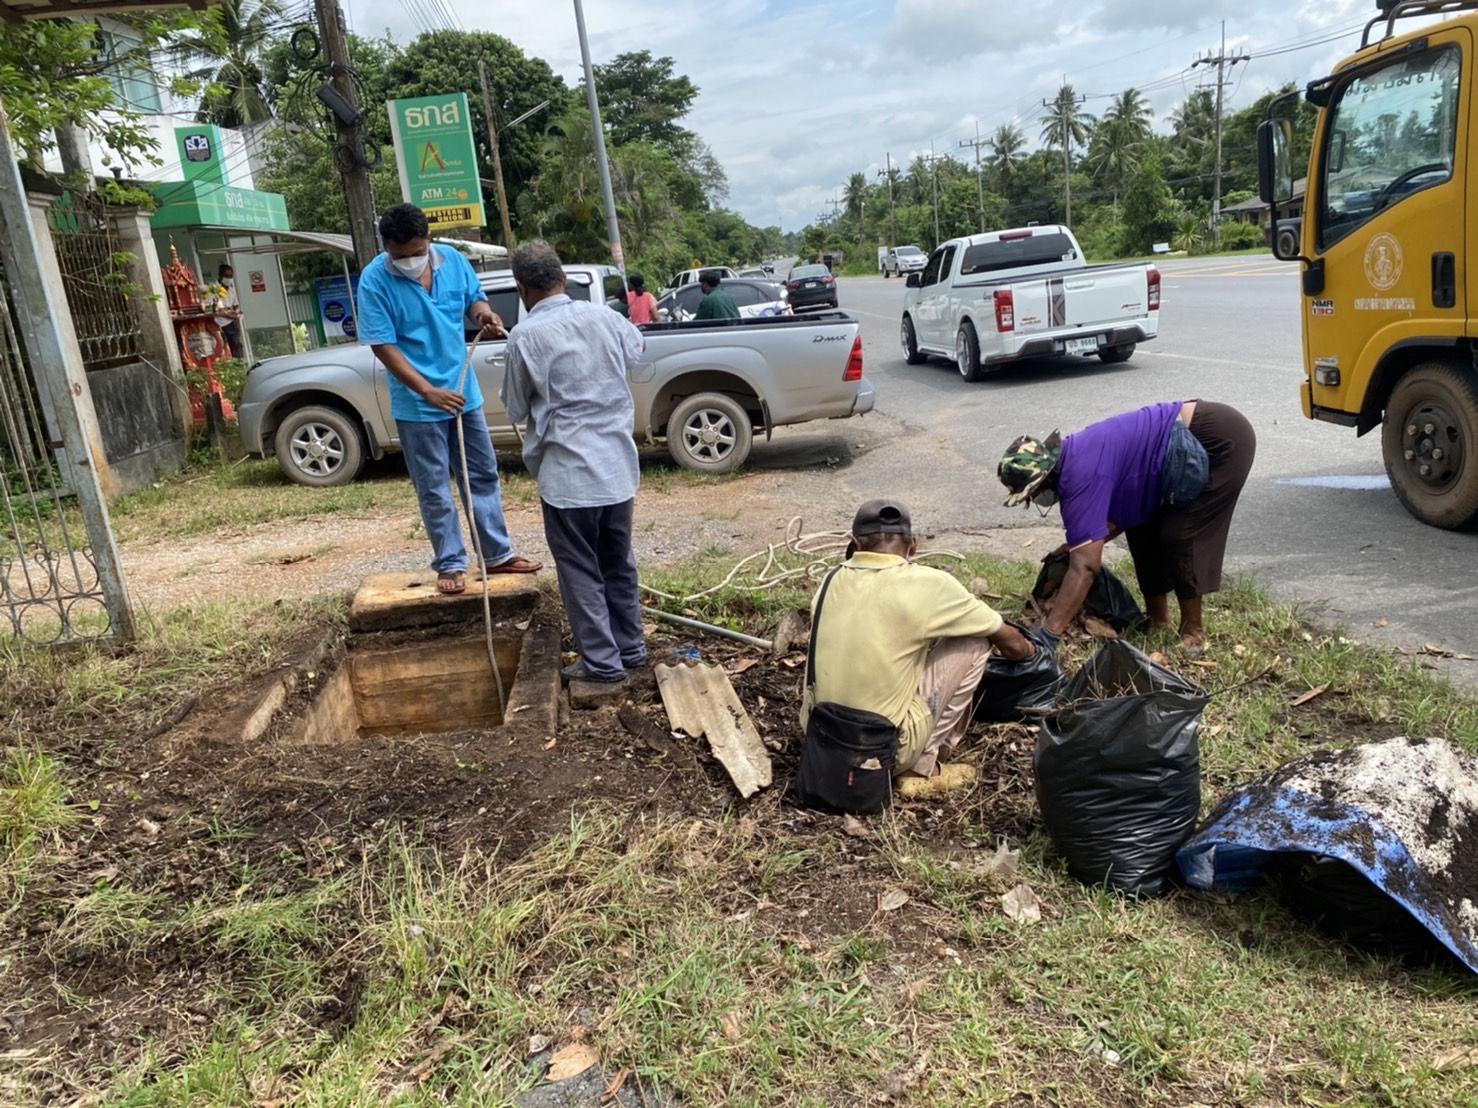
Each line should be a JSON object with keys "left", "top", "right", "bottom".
{"left": 356, "top": 203, "right": 541, "bottom": 593}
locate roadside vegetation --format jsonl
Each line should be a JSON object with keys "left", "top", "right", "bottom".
{"left": 6, "top": 511, "right": 1478, "bottom": 1103}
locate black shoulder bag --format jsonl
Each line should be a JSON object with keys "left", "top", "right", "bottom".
{"left": 794, "top": 567, "right": 900, "bottom": 814}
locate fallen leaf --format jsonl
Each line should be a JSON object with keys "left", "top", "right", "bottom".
{"left": 1082, "top": 616, "right": 1119, "bottom": 639}
{"left": 1433, "top": 1045, "right": 1478, "bottom": 1071}
{"left": 1423, "top": 643, "right": 1453, "bottom": 658}
{"left": 980, "top": 841, "right": 1019, "bottom": 882}
{"left": 727, "top": 657, "right": 761, "bottom": 675}
{"left": 1290, "top": 683, "right": 1330, "bottom": 708}
{"left": 1000, "top": 883, "right": 1043, "bottom": 923}
{"left": 879, "top": 1052, "right": 929, "bottom": 1100}
{"left": 1149, "top": 651, "right": 1168, "bottom": 665}
{"left": 599, "top": 1066, "right": 631, "bottom": 1104}
{"left": 528, "top": 1034, "right": 552, "bottom": 1056}
{"left": 968, "top": 577, "right": 1003, "bottom": 601}
{"left": 545, "top": 1042, "right": 599, "bottom": 1083}
{"left": 541, "top": 736, "right": 557, "bottom": 751}
{"left": 1232, "top": 643, "right": 1247, "bottom": 657}
{"left": 780, "top": 655, "right": 806, "bottom": 669}
{"left": 1374, "top": 618, "right": 1389, "bottom": 628}
{"left": 842, "top": 814, "right": 871, "bottom": 839}
{"left": 901, "top": 978, "right": 929, "bottom": 1004}
{"left": 721, "top": 1011, "right": 742, "bottom": 1042}
{"left": 1022, "top": 538, "right": 1036, "bottom": 548}
{"left": 274, "top": 553, "right": 312, "bottom": 566}
{"left": 136, "top": 818, "right": 160, "bottom": 837}
{"left": 878, "top": 889, "right": 910, "bottom": 912}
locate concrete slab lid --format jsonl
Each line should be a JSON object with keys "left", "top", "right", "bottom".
{"left": 348, "top": 570, "right": 540, "bottom": 633}
{"left": 655, "top": 662, "right": 772, "bottom": 798}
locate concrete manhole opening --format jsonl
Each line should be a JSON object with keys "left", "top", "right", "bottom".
{"left": 296, "top": 633, "right": 526, "bottom": 742}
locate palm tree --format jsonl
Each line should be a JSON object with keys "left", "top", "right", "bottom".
{"left": 1041, "top": 84, "right": 1091, "bottom": 226}
{"left": 1169, "top": 90, "right": 1216, "bottom": 151}
{"left": 988, "top": 123, "right": 1025, "bottom": 188}
{"left": 843, "top": 172, "right": 867, "bottom": 222}
{"left": 170, "top": 0, "right": 285, "bottom": 127}
{"left": 1090, "top": 88, "right": 1154, "bottom": 204}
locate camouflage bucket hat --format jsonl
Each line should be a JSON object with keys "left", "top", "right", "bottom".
{"left": 999, "top": 432, "right": 1062, "bottom": 507}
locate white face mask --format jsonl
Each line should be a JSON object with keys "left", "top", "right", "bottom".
{"left": 221, "top": 278, "right": 233, "bottom": 288}
{"left": 391, "top": 253, "right": 429, "bottom": 278}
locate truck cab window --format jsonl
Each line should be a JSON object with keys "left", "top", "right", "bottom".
{"left": 921, "top": 248, "right": 946, "bottom": 286}
{"left": 1319, "top": 45, "right": 1460, "bottom": 250}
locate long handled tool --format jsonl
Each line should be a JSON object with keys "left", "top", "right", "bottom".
{"left": 451, "top": 338, "right": 507, "bottom": 716}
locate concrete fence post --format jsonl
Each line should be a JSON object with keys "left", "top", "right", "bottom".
{"left": 109, "top": 205, "right": 193, "bottom": 440}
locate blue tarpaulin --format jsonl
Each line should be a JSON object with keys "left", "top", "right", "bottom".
{"left": 1176, "top": 736, "right": 1478, "bottom": 972}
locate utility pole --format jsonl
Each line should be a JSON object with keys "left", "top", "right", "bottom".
{"left": 1042, "top": 85, "right": 1087, "bottom": 228}
{"left": 313, "top": 0, "right": 378, "bottom": 269}
{"left": 959, "top": 122, "right": 988, "bottom": 233}
{"left": 929, "top": 140, "right": 940, "bottom": 245}
{"left": 572, "top": 0, "right": 624, "bottom": 271}
{"left": 877, "top": 151, "right": 898, "bottom": 248}
{"left": 476, "top": 60, "right": 516, "bottom": 250}
{"left": 824, "top": 196, "right": 843, "bottom": 226}
{"left": 1191, "top": 22, "right": 1250, "bottom": 250}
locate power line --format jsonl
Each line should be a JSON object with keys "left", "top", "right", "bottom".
{"left": 1190, "top": 20, "right": 1250, "bottom": 249}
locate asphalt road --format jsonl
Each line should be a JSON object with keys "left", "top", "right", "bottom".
{"left": 764, "top": 257, "right": 1478, "bottom": 678}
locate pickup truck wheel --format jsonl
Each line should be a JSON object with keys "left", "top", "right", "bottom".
{"left": 273, "top": 404, "right": 365, "bottom": 487}
{"left": 956, "top": 321, "right": 987, "bottom": 383}
{"left": 668, "top": 392, "right": 753, "bottom": 473}
{"left": 1098, "top": 343, "right": 1136, "bottom": 364}
{"left": 1382, "top": 361, "right": 1478, "bottom": 530}
{"left": 901, "top": 316, "right": 927, "bottom": 364}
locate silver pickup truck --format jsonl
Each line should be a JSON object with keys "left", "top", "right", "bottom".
{"left": 237, "top": 263, "right": 875, "bottom": 486}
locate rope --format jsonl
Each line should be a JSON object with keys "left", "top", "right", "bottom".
{"left": 638, "top": 515, "right": 968, "bottom": 605}
{"left": 452, "top": 340, "right": 506, "bottom": 717}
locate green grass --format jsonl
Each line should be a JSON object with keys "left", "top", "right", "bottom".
{"left": 10, "top": 553, "right": 1478, "bottom": 1103}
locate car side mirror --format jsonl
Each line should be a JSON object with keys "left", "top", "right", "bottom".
{"left": 1256, "top": 118, "right": 1294, "bottom": 205}
{"left": 905, "top": 272, "right": 922, "bottom": 288}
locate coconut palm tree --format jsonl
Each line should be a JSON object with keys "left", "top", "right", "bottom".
{"left": 1090, "top": 87, "right": 1154, "bottom": 204}
{"left": 1169, "top": 90, "right": 1216, "bottom": 150}
{"left": 988, "top": 123, "right": 1025, "bottom": 190}
{"left": 1041, "top": 84, "right": 1092, "bottom": 226}
{"left": 843, "top": 172, "right": 867, "bottom": 222}
{"left": 170, "top": 0, "right": 285, "bottom": 128}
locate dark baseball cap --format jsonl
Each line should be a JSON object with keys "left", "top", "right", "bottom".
{"left": 851, "top": 499, "right": 912, "bottom": 536}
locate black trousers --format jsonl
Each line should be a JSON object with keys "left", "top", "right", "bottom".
{"left": 542, "top": 498, "right": 646, "bottom": 679}
{"left": 1126, "top": 401, "right": 1257, "bottom": 600}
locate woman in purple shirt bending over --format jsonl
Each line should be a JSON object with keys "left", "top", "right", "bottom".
{"left": 998, "top": 401, "right": 1255, "bottom": 653}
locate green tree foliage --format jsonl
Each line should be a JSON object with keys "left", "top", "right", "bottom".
{"left": 261, "top": 31, "right": 401, "bottom": 146}
{"left": 0, "top": 13, "right": 197, "bottom": 165}
{"left": 1121, "top": 153, "right": 1180, "bottom": 254}
{"left": 168, "top": 0, "right": 284, "bottom": 127}
{"left": 1087, "top": 87, "right": 1152, "bottom": 202}
{"left": 592, "top": 50, "right": 696, "bottom": 152}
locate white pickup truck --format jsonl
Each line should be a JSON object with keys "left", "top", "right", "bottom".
{"left": 899, "top": 225, "right": 1160, "bottom": 381}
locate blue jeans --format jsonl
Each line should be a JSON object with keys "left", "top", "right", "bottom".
{"left": 398, "top": 406, "right": 513, "bottom": 574}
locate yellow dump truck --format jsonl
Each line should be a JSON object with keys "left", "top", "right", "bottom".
{"left": 1260, "top": 0, "right": 1478, "bottom": 529}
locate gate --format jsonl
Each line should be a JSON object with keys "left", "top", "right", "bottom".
{"left": 0, "top": 251, "right": 116, "bottom": 644}
{"left": 47, "top": 191, "right": 141, "bottom": 371}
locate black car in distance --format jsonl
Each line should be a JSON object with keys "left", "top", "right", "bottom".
{"left": 786, "top": 264, "right": 838, "bottom": 310}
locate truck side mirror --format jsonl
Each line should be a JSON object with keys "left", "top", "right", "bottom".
{"left": 905, "top": 272, "right": 922, "bottom": 288}
{"left": 1257, "top": 118, "right": 1295, "bottom": 205}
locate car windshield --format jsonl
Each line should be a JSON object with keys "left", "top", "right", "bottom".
{"left": 792, "top": 265, "right": 828, "bottom": 278}
{"left": 896, "top": 246, "right": 922, "bottom": 256}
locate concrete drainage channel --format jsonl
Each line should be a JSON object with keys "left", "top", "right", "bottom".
{"left": 239, "top": 570, "right": 561, "bottom": 750}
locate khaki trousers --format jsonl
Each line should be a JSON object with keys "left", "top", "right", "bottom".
{"left": 898, "top": 636, "right": 992, "bottom": 777}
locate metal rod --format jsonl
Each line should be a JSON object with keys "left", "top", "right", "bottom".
{"left": 642, "top": 606, "right": 774, "bottom": 650}
{"left": 572, "top": 0, "right": 625, "bottom": 272}
{"left": 0, "top": 95, "right": 136, "bottom": 642}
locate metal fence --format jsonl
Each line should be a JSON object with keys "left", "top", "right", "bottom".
{"left": 0, "top": 253, "right": 112, "bottom": 644}
{"left": 47, "top": 192, "right": 142, "bottom": 371}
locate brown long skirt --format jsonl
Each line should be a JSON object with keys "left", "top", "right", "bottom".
{"left": 1125, "top": 401, "right": 1256, "bottom": 600}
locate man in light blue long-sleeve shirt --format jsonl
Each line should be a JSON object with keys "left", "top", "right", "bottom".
{"left": 502, "top": 241, "right": 647, "bottom": 684}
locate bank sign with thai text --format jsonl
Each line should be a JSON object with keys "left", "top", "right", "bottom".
{"left": 387, "top": 93, "right": 485, "bottom": 232}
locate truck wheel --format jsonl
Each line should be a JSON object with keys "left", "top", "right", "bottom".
{"left": 1098, "top": 343, "right": 1136, "bottom": 364}
{"left": 901, "top": 316, "right": 927, "bottom": 365}
{"left": 956, "top": 321, "right": 987, "bottom": 383}
{"left": 273, "top": 404, "right": 365, "bottom": 487}
{"left": 1382, "top": 361, "right": 1478, "bottom": 530}
{"left": 668, "top": 392, "right": 753, "bottom": 473}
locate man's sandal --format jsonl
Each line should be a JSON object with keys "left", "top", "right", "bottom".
{"left": 485, "top": 555, "right": 543, "bottom": 574}
{"left": 436, "top": 570, "right": 467, "bottom": 595}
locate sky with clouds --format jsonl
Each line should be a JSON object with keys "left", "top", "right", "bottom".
{"left": 347, "top": 0, "right": 1395, "bottom": 231}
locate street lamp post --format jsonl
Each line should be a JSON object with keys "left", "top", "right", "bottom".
{"left": 572, "top": 0, "right": 624, "bottom": 272}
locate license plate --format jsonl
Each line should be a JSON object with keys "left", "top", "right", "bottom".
{"left": 1065, "top": 336, "right": 1099, "bottom": 355}
{"left": 805, "top": 280, "right": 819, "bottom": 287}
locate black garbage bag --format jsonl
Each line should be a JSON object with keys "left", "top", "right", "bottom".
{"left": 1036, "top": 640, "right": 1207, "bottom": 896}
{"left": 973, "top": 621, "right": 1065, "bottom": 723}
{"left": 1032, "top": 551, "right": 1146, "bottom": 633}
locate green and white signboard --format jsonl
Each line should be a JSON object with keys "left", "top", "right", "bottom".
{"left": 387, "top": 92, "right": 485, "bottom": 231}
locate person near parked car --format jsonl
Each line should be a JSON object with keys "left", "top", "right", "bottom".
{"left": 625, "top": 273, "right": 661, "bottom": 325}
{"left": 800, "top": 499, "right": 1038, "bottom": 798}
{"left": 696, "top": 269, "right": 741, "bottom": 320}
{"left": 998, "top": 400, "right": 1256, "bottom": 654}
{"left": 501, "top": 240, "right": 648, "bottom": 686}
{"left": 356, "top": 202, "right": 542, "bottom": 596}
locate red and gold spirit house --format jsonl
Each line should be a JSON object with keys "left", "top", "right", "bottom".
{"left": 161, "top": 239, "right": 234, "bottom": 423}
